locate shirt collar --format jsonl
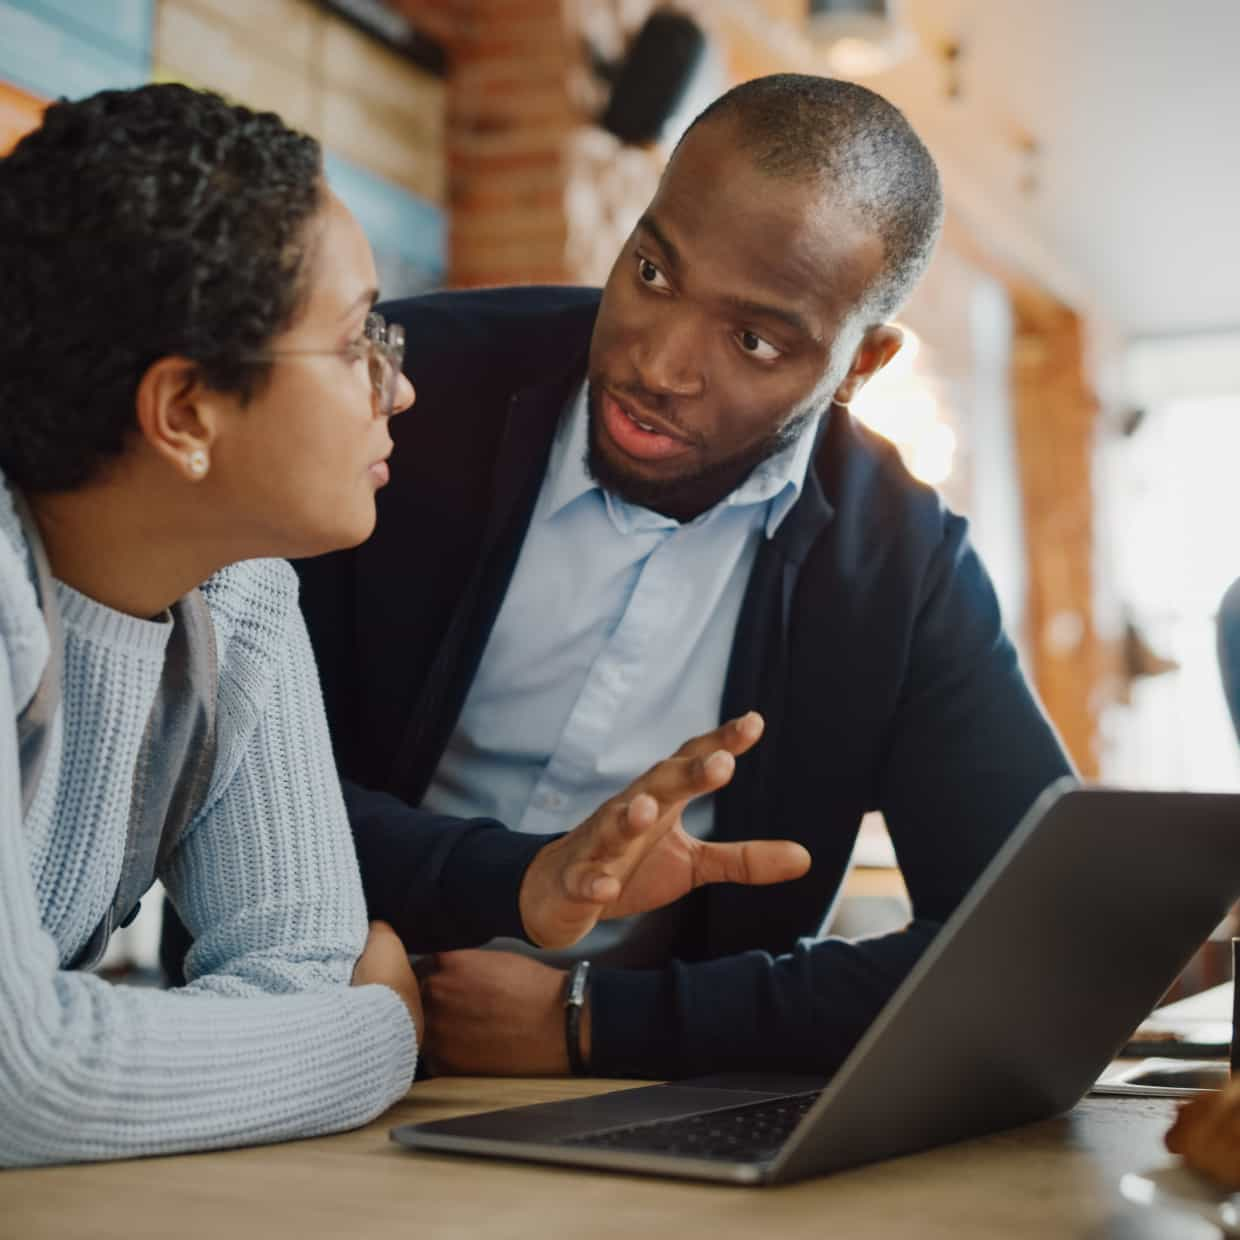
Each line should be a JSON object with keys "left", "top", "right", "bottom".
{"left": 542, "top": 382, "right": 818, "bottom": 539}
{"left": 728, "top": 413, "right": 819, "bottom": 539}
{"left": 542, "top": 382, "right": 598, "bottom": 521}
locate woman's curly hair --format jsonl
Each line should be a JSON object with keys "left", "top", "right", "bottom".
{"left": 0, "top": 83, "right": 324, "bottom": 492}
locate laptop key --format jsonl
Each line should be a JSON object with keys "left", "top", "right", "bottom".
{"left": 559, "top": 1091, "right": 820, "bottom": 1162}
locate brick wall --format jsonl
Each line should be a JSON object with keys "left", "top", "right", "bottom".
{"left": 395, "top": 0, "right": 574, "bottom": 285}
{"left": 394, "top": 0, "right": 718, "bottom": 287}
{"left": 1009, "top": 283, "right": 1104, "bottom": 775}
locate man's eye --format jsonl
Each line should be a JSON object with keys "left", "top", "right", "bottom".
{"left": 637, "top": 255, "right": 669, "bottom": 290}
{"left": 343, "top": 338, "right": 368, "bottom": 361}
{"left": 738, "top": 330, "right": 781, "bottom": 362}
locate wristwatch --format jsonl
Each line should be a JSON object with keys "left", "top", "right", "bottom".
{"left": 564, "top": 959, "right": 591, "bottom": 1076}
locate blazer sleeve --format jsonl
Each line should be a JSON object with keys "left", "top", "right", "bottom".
{"left": 345, "top": 780, "right": 546, "bottom": 952}
{"left": 587, "top": 511, "right": 1072, "bottom": 1078}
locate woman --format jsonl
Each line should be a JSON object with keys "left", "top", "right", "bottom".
{"left": 0, "top": 84, "right": 787, "bottom": 1166}
{"left": 0, "top": 82, "right": 424, "bottom": 1166}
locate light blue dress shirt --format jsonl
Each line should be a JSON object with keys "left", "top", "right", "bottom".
{"left": 422, "top": 384, "right": 817, "bottom": 963}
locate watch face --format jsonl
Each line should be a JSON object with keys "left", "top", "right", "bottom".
{"left": 566, "top": 961, "right": 591, "bottom": 1006}
{"left": 565, "top": 962, "right": 591, "bottom": 1075}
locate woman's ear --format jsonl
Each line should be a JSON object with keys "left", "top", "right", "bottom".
{"left": 831, "top": 324, "right": 904, "bottom": 408}
{"left": 134, "top": 357, "right": 219, "bottom": 482}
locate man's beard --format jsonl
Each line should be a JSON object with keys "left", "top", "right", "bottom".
{"left": 585, "top": 382, "right": 820, "bottom": 522}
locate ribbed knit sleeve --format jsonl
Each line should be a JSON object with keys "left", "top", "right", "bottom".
{"left": 0, "top": 548, "right": 416, "bottom": 1167}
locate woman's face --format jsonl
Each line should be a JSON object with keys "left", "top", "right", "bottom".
{"left": 206, "top": 188, "right": 414, "bottom": 560}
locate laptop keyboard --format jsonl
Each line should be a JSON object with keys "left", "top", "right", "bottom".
{"left": 559, "top": 1091, "right": 821, "bottom": 1163}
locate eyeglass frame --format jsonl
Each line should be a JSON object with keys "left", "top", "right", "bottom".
{"left": 237, "top": 311, "right": 406, "bottom": 417}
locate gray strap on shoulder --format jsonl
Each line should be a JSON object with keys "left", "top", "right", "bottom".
{"left": 12, "top": 494, "right": 219, "bottom": 971}
{"left": 13, "top": 493, "right": 62, "bottom": 820}
{"left": 151, "top": 589, "right": 219, "bottom": 877}
{"left": 71, "top": 589, "right": 219, "bottom": 971}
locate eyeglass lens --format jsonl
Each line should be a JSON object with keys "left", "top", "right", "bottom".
{"left": 364, "top": 314, "right": 405, "bottom": 416}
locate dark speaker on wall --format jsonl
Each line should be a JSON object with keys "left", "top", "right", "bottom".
{"left": 599, "top": 11, "right": 706, "bottom": 146}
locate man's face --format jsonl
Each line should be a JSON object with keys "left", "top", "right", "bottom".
{"left": 587, "top": 117, "right": 886, "bottom": 522}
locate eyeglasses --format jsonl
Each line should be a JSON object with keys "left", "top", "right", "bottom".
{"left": 240, "top": 312, "right": 406, "bottom": 417}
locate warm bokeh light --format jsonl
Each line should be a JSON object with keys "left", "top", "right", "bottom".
{"left": 884, "top": 325, "right": 921, "bottom": 378}
{"left": 850, "top": 326, "right": 956, "bottom": 485}
{"left": 825, "top": 36, "right": 893, "bottom": 78}
{"left": 907, "top": 421, "right": 957, "bottom": 486}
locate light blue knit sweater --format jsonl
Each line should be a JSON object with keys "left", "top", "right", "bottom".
{"left": 0, "top": 475, "right": 417, "bottom": 1166}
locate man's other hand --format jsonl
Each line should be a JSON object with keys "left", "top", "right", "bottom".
{"left": 517, "top": 711, "right": 811, "bottom": 950}
{"left": 421, "top": 951, "right": 572, "bottom": 1075}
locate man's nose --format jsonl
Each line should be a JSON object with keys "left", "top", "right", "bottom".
{"left": 632, "top": 316, "right": 705, "bottom": 398}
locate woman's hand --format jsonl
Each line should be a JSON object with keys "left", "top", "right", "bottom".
{"left": 352, "top": 920, "right": 424, "bottom": 1038}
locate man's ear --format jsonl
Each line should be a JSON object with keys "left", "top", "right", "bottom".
{"left": 134, "top": 357, "right": 220, "bottom": 482}
{"left": 831, "top": 324, "right": 904, "bottom": 408}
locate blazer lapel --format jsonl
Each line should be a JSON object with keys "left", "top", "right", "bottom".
{"left": 716, "top": 416, "right": 835, "bottom": 837}
{"left": 386, "top": 352, "right": 588, "bottom": 803}
{"left": 703, "top": 417, "right": 835, "bottom": 958}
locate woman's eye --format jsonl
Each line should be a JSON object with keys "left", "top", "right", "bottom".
{"left": 343, "top": 337, "right": 368, "bottom": 362}
{"left": 637, "top": 256, "right": 669, "bottom": 290}
{"left": 738, "top": 330, "right": 781, "bottom": 362}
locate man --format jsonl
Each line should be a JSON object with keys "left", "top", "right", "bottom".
{"left": 298, "top": 74, "right": 1072, "bottom": 1079}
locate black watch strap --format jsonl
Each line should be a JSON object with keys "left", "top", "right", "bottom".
{"left": 564, "top": 959, "right": 591, "bottom": 1076}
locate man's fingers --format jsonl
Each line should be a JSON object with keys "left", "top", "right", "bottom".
{"left": 556, "top": 717, "right": 762, "bottom": 886}
{"left": 691, "top": 839, "right": 812, "bottom": 888}
{"left": 568, "top": 760, "right": 738, "bottom": 899}
{"left": 527, "top": 719, "right": 765, "bottom": 938}
{"left": 584, "top": 872, "right": 622, "bottom": 902}
{"left": 623, "top": 748, "right": 736, "bottom": 817}
{"left": 619, "top": 792, "right": 658, "bottom": 837}
{"left": 583, "top": 755, "right": 735, "bottom": 865}
{"left": 673, "top": 711, "right": 764, "bottom": 762}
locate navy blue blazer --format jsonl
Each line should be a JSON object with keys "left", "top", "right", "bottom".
{"left": 295, "top": 285, "right": 1072, "bottom": 1078}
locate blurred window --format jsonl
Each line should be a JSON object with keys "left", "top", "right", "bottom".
{"left": 1099, "top": 394, "right": 1240, "bottom": 790}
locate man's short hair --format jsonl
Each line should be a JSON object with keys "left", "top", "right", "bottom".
{"left": 0, "top": 83, "right": 323, "bottom": 493}
{"left": 684, "top": 74, "right": 944, "bottom": 324}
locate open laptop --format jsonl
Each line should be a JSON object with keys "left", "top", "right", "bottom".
{"left": 392, "top": 781, "right": 1240, "bottom": 1184}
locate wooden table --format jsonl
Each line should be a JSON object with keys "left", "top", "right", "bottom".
{"left": 0, "top": 1078, "right": 1222, "bottom": 1240}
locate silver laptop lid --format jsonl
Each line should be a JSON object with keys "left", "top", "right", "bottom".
{"left": 771, "top": 781, "right": 1240, "bottom": 1182}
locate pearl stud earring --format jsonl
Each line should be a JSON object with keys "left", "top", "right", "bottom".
{"left": 187, "top": 449, "right": 209, "bottom": 477}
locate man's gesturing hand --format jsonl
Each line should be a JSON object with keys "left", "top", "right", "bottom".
{"left": 517, "top": 711, "right": 811, "bottom": 950}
